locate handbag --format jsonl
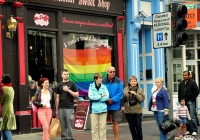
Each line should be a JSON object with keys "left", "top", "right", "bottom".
{"left": 159, "top": 116, "right": 177, "bottom": 134}
{"left": 49, "top": 118, "right": 60, "bottom": 138}
{"left": 175, "top": 120, "right": 180, "bottom": 127}
{"left": 32, "top": 92, "right": 41, "bottom": 113}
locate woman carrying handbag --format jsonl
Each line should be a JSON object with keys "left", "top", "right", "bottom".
{"left": 33, "top": 78, "right": 55, "bottom": 140}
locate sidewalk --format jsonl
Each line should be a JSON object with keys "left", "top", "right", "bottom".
{"left": 12, "top": 120, "right": 200, "bottom": 140}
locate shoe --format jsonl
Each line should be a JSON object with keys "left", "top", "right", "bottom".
{"left": 192, "top": 132, "right": 197, "bottom": 136}
{"left": 185, "top": 131, "right": 190, "bottom": 135}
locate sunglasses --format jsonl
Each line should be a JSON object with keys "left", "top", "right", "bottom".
{"left": 109, "top": 71, "right": 115, "bottom": 73}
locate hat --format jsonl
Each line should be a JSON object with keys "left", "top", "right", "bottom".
{"left": 1, "top": 74, "right": 11, "bottom": 84}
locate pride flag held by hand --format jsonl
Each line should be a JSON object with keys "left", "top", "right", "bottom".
{"left": 63, "top": 48, "right": 111, "bottom": 96}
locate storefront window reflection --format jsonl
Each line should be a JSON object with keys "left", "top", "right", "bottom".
{"left": 186, "top": 49, "right": 195, "bottom": 60}
{"left": 63, "top": 33, "right": 113, "bottom": 97}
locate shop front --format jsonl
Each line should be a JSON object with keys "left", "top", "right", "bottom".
{"left": 0, "top": 0, "right": 125, "bottom": 134}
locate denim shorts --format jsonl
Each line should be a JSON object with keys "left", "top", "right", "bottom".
{"left": 179, "top": 117, "right": 187, "bottom": 124}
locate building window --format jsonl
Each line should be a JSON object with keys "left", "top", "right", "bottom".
{"left": 186, "top": 34, "right": 194, "bottom": 48}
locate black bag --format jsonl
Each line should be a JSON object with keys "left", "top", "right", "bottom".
{"left": 175, "top": 120, "right": 180, "bottom": 127}
{"left": 129, "top": 93, "right": 137, "bottom": 106}
{"left": 159, "top": 116, "right": 177, "bottom": 134}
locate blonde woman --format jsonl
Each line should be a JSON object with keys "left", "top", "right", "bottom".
{"left": 123, "top": 76, "right": 145, "bottom": 140}
{"left": 148, "top": 77, "right": 169, "bottom": 140}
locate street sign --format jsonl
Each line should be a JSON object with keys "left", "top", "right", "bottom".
{"left": 153, "top": 12, "right": 171, "bottom": 48}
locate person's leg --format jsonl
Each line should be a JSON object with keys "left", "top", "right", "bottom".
{"left": 58, "top": 109, "right": 67, "bottom": 140}
{"left": 187, "top": 101, "right": 198, "bottom": 134}
{"left": 134, "top": 113, "right": 143, "bottom": 140}
{"left": 125, "top": 113, "right": 137, "bottom": 140}
{"left": 156, "top": 112, "right": 168, "bottom": 140}
{"left": 99, "top": 113, "right": 107, "bottom": 140}
{"left": 64, "top": 109, "right": 74, "bottom": 140}
{"left": 38, "top": 108, "right": 50, "bottom": 140}
{"left": 1, "top": 130, "right": 6, "bottom": 140}
{"left": 112, "top": 110, "right": 122, "bottom": 140}
{"left": 3, "top": 130, "right": 12, "bottom": 140}
{"left": 90, "top": 113, "right": 100, "bottom": 140}
{"left": 183, "top": 124, "right": 186, "bottom": 135}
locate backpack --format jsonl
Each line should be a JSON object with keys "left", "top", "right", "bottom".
{"left": 32, "top": 92, "right": 41, "bottom": 113}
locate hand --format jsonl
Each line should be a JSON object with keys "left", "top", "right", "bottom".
{"left": 63, "top": 86, "right": 69, "bottom": 92}
{"left": 101, "top": 94, "right": 105, "bottom": 97}
{"left": 164, "top": 110, "right": 169, "bottom": 116}
{"left": 43, "top": 104, "right": 47, "bottom": 108}
{"left": 107, "top": 99, "right": 112, "bottom": 104}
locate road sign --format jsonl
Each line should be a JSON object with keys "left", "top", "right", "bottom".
{"left": 153, "top": 12, "right": 171, "bottom": 48}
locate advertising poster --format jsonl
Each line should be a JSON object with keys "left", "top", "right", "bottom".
{"left": 74, "top": 100, "right": 90, "bottom": 131}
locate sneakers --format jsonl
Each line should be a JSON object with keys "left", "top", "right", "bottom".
{"left": 192, "top": 132, "right": 197, "bottom": 136}
{"left": 185, "top": 131, "right": 190, "bottom": 135}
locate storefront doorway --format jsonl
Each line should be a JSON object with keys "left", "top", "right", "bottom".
{"left": 27, "top": 30, "right": 57, "bottom": 99}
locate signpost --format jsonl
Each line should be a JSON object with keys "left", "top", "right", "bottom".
{"left": 153, "top": 12, "right": 171, "bottom": 48}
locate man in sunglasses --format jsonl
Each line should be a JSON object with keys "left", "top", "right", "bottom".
{"left": 102, "top": 66, "right": 123, "bottom": 140}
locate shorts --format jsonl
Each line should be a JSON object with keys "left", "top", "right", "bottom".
{"left": 179, "top": 117, "right": 187, "bottom": 124}
{"left": 107, "top": 110, "right": 123, "bottom": 122}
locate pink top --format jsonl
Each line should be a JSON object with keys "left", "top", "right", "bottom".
{"left": 176, "top": 105, "right": 191, "bottom": 120}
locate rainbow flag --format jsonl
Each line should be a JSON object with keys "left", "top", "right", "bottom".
{"left": 63, "top": 48, "right": 111, "bottom": 96}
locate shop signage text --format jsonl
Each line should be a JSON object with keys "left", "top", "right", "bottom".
{"left": 62, "top": 17, "right": 113, "bottom": 28}
{"left": 62, "top": 13, "right": 114, "bottom": 34}
{"left": 26, "top": 0, "right": 123, "bottom": 14}
{"left": 34, "top": 13, "right": 49, "bottom": 26}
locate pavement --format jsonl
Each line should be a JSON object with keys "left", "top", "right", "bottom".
{"left": 12, "top": 120, "right": 200, "bottom": 140}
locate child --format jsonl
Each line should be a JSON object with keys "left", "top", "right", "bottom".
{"left": 176, "top": 98, "right": 191, "bottom": 138}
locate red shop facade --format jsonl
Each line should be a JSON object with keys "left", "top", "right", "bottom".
{"left": 0, "top": 0, "right": 125, "bottom": 134}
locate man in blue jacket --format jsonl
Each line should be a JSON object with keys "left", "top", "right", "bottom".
{"left": 102, "top": 66, "right": 123, "bottom": 140}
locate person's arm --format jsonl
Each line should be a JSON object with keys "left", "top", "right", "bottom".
{"left": 56, "top": 94, "right": 59, "bottom": 117}
{"left": 111, "top": 80, "right": 123, "bottom": 103}
{"left": 88, "top": 85, "right": 101, "bottom": 101}
{"left": 135, "top": 88, "right": 145, "bottom": 102}
{"left": 176, "top": 106, "right": 180, "bottom": 120}
{"left": 162, "top": 89, "right": 169, "bottom": 115}
{"left": 191, "top": 82, "right": 199, "bottom": 102}
{"left": 186, "top": 107, "right": 191, "bottom": 120}
{"left": 100, "top": 87, "right": 109, "bottom": 102}
{"left": 32, "top": 91, "right": 43, "bottom": 108}
{"left": 178, "top": 82, "right": 181, "bottom": 102}
{"left": 63, "top": 83, "right": 79, "bottom": 98}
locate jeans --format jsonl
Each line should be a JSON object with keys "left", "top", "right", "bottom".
{"left": 125, "top": 113, "right": 143, "bottom": 140}
{"left": 58, "top": 109, "right": 74, "bottom": 140}
{"left": 38, "top": 108, "right": 52, "bottom": 140}
{"left": 2, "top": 130, "right": 12, "bottom": 140}
{"left": 90, "top": 113, "right": 107, "bottom": 140}
{"left": 154, "top": 111, "right": 168, "bottom": 140}
{"left": 186, "top": 100, "right": 198, "bottom": 132}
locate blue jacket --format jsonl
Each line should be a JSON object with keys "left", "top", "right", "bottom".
{"left": 102, "top": 76, "right": 123, "bottom": 110}
{"left": 88, "top": 83, "right": 109, "bottom": 114}
{"left": 148, "top": 87, "right": 169, "bottom": 111}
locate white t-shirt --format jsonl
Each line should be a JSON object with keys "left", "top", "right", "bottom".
{"left": 41, "top": 93, "right": 51, "bottom": 108}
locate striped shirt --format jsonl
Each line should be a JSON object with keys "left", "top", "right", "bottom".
{"left": 176, "top": 105, "right": 191, "bottom": 120}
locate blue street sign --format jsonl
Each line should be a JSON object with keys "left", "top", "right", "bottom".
{"left": 156, "top": 33, "right": 163, "bottom": 41}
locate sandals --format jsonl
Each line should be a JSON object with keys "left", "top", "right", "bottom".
{"left": 177, "top": 134, "right": 184, "bottom": 138}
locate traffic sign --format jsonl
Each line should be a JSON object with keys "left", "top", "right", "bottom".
{"left": 153, "top": 12, "right": 171, "bottom": 48}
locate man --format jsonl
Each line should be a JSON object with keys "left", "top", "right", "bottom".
{"left": 189, "top": 71, "right": 200, "bottom": 126}
{"left": 56, "top": 69, "right": 79, "bottom": 140}
{"left": 178, "top": 71, "right": 199, "bottom": 136}
{"left": 102, "top": 66, "right": 123, "bottom": 140}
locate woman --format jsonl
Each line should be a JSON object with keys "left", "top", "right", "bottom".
{"left": 88, "top": 73, "right": 109, "bottom": 140}
{"left": 148, "top": 77, "right": 169, "bottom": 140}
{"left": 1, "top": 74, "right": 16, "bottom": 140}
{"left": 123, "top": 76, "right": 145, "bottom": 140}
{"left": 33, "top": 78, "right": 55, "bottom": 140}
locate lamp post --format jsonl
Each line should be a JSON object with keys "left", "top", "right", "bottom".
{"left": 6, "top": 15, "right": 17, "bottom": 39}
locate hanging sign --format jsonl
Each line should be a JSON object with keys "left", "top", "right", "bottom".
{"left": 183, "top": 2, "right": 197, "bottom": 29}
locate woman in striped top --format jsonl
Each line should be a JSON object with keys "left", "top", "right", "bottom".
{"left": 176, "top": 98, "right": 191, "bottom": 138}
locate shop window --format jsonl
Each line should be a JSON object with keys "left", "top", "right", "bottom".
{"left": 186, "top": 49, "right": 195, "bottom": 60}
{"left": 172, "top": 48, "right": 182, "bottom": 58}
{"left": 186, "top": 34, "right": 194, "bottom": 48}
{"left": 27, "top": 30, "right": 57, "bottom": 100}
{"left": 63, "top": 33, "right": 113, "bottom": 97}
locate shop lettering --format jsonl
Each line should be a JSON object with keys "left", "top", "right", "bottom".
{"left": 186, "top": 13, "right": 195, "bottom": 19}
{"left": 79, "top": 0, "right": 95, "bottom": 7}
{"left": 98, "top": 0, "right": 110, "bottom": 10}
{"left": 78, "top": 0, "right": 110, "bottom": 10}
